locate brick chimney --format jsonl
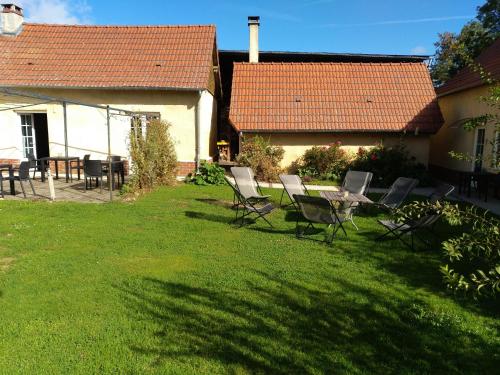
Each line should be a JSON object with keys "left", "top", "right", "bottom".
{"left": 248, "top": 16, "right": 260, "bottom": 63}
{"left": 1, "top": 3, "right": 23, "bottom": 36}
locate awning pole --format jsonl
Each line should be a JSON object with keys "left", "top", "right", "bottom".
{"left": 63, "top": 101, "right": 69, "bottom": 179}
{"left": 107, "top": 105, "right": 112, "bottom": 202}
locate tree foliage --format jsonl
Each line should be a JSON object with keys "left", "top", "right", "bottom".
{"left": 128, "top": 119, "right": 177, "bottom": 192}
{"left": 430, "top": 0, "right": 499, "bottom": 86}
{"left": 397, "top": 201, "right": 500, "bottom": 298}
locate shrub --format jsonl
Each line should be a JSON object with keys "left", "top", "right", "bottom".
{"left": 186, "top": 160, "right": 225, "bottom": 185}
{"left": 398, "top": 201, "right": 500, "bottom": 299}
{"left": 350, "top": 143, "right": 431, "bottom": 187}
{"left": 294, "top": 141, "right": 351, "bottom": 181}
{"left": 236, "top": 136, "right": 284, "bottom": 182}
{"left": 128, "top": 119, "right": 177, "bottom": 192}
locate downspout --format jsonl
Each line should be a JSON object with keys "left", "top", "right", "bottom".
{"left": 195, "top": 90, "right": 202, "bottom": 172}
{"left": 238, "top": 131, "right": 243, "bottom": 157}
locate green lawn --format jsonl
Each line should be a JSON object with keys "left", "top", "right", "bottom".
{"left": 0, "top": 185, "right": 498, "bottom": 374}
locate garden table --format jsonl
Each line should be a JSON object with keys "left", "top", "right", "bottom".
{"left": 320, "top": 190, "right": 373, "bottom": 205}
{"left": 39, "top": 156, "right": 80, "bottom": 183}
{"left": 0, "top": 163, "right": 16, "bottom": 195}
{"left": 101, "top": 160, "right": 125, "bottom": 190}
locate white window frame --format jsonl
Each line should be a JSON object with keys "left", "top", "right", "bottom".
{"left": 20, "top": 113, "right": 36, "bottom": 158}
{"left": 130, "top": 112, "right": 161, "bottom": 137}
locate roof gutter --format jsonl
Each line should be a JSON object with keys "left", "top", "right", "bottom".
{"left": 0, "top": 85, "right": 205, "bottom": 92}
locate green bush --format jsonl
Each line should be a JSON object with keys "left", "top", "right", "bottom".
{"left": 236, "top": 136, "right": 284, "bottom": 182}
{"left": 293, "top": 141, "right": 351, "bottom": 182}
{"left": 350, "top": 143, "right": 431, "bottom": 187}
{"left": 186, "top": 160, "right": 225, "bottom": 185}
{"left": 398, "top": 201, "right": 500, "bottom": 299}
{"left": 128, "top": 119, "right": 177, "bottom": 192}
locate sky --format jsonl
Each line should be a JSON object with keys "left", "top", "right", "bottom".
{"left": 16, "top": 0, "right": 485, "bottom": 56}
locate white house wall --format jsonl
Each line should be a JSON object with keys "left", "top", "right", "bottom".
{"left": 0, "top": 88, "right": 216, "bottom": 170}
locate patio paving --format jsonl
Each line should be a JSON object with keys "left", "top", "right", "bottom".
{"left": 1, "top": 177, "right": 122, "bottom": 203}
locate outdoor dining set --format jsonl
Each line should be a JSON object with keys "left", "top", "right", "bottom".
{"left": 0, "top": 154, "right": 126, "bottom": 198}
{"left": 225, "top": 167, "right": 455, "bottom": 250}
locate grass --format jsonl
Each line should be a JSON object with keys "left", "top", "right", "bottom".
{"left": 0, "top": 185, "right": 498, "bottom": 374}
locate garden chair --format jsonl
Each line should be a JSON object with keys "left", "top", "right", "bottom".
{"left": 293, "top": 194, "right": 347, "bottom": 245}
{"left": 224, "top": 176, "right": 274, "bottom": 227}
{"left": 84, "top": 159, "right": 105, "bottom": 193}
{"left": 70, "top": 154, "right": 90, "bottom": 182}
{"left": 0, "top": 161, "right": 36, "bottom": 198}
{"left": 376, "top": 210, "right": 442, "bottom": 251}
{"left": 279, "top": 174, "right": 309, "bottom": 208}
{"left": 377, "top": 177, "right": 419, "bottom": 212}
{"left": 27, "top": 153, "right": 45, "bottom": 180}
{"left": 339, "top": 170, "right": 373, "bottom": 230}
{"left": 429, "top": 183, "right": 455, "bottom": 203}
{"left": 230, "top": 167, "right": 270, "bottom": 207}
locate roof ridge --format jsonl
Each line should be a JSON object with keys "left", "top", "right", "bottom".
{"left": 23, "top": 23, "right": 216, "bottom": 29}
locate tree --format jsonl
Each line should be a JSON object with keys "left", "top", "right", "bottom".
{"left": 430, "top": 0, "right": 499, "bottom": 86}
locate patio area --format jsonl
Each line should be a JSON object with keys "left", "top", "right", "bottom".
{"left": 0, "top": 177, "right": 123, "bottom": 203}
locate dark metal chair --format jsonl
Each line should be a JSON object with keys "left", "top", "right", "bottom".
{"left": 70, "top": 154, "right": 90, "bottom": 182}
{"left": 293, "top": 194, "right": 347, "bottom": 244}
{"left": 279, "top": 174, "right": 309, "bottom": 208}
{"left": 225, "top": 176, "right": 274, "bottom": 227}
{"left": 27, "top": 153, "right": 46, "bottom": 180}
{"left": 0, "top": 161, "right": 36, "bottom": 198}
{"left": 102, "top": 155, "right": 123, "bottom": 189}
{"left": 84, "top": 159, "right": 105, "bottom": 193}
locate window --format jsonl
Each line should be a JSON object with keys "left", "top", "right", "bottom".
{"left": 492, "top": 130, "right": 500, "bottom": 169}
{"left": 130, "top": 112, "right": 161, "bottom": 136}
{"left": 20, "top": 114, "right": 35, "bottom": 158}
{"left": 474, "top": 128, "right": 486, "bottom": 172}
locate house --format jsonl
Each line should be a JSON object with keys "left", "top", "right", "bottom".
{"left": 429, "top": 38, "right": 500, "bottom": 179}
{"left": 227, "top": 17, "right": 443, "bottom": 167}
{"left": 0, "top": 3, "right": 220, "bottom": 176}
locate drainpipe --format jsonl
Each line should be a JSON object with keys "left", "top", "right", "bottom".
{"left": 238, "top": 131, "right": 243, "bottom": 158}
{"left": 195, "top": 90, "right": 202, "bottom": 172}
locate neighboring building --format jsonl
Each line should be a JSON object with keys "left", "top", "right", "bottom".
{"left": 430, "top": 38, "right": 500, "bottom": 180}
{"left": 226, "top": 18, "right": 443, "bottom": 167}
{"left": 0, "top": 4, "right": 220, "bottom": 175}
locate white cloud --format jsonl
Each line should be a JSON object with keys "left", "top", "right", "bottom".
{"left": 411, "top": 46, "right": 428, "bottom": 55}
{"left": 17, "top": 0, "right": 92, "bottom": 24}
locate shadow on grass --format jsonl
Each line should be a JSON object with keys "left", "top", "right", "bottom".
{"left": 118, "top": 271, "right": 498, "bottom": 374}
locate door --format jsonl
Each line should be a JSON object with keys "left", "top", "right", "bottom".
{"left": 474, "top": 128, "right": 486, "bottom": 172}
{"left": 20, "top": 114, "right": 36, "bottom": 158}
{"left": 33, "top": 113, "right": 50, "bottom": 158}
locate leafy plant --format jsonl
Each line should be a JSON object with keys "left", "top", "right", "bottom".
{"left": 236, "top": 136, "right": 284, "bottom": 182}
{"left": 128, "top": 119, "right": 177, "bottom": 192}
{"left": 350, "top": 143, "right": 430, "bottom": 187}
{"left": 294, "top": 141, "right": 351, "bottom": 181}
{"left": 186, "top": 160, "right": 225, "bottom": 186}
{"left": 398, "top": 201, "right": 500, "bottom": 299}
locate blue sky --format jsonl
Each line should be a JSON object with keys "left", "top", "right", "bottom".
{"left": 18, "top": 0, "right": 484, "bottom": 56}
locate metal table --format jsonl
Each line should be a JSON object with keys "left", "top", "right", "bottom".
{"left": 101, "top": 160, "right": 125, "bottom": 190}
{"left": 0, "top": 163, "right": 16, "bottom": 195}
{"left": 458, "top": 171, "right": 492, "bottom": 202}
{"left": 39, "top": 156, "right": 80, "bottom": 183}
{"left": 320, "top": 190, "right": 374, "bottom": 204}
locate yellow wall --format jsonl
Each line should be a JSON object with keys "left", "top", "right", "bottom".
{"left": 0, "top": 88, "right": 217, "bottom": 164}
{"left": 245, "top": 133, "right": 431, "bottom": 167}
{"left": 431, "top": 85, "right": 499, "bottom": 173}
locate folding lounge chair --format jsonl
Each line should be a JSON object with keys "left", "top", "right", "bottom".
{"left": 230, "top": 167, "right": 270, "bottom": 207}
{"left": 377, "top": 177, "right": 419, "bottom": 212}
{"left": 339, "top": 170, "right": 373, "bottom": 230}
{"left": 429, "top": 183, "right": 455, "bottom": 203}
{"left": 279, "top": 174, "right": 309, "bottom": 208}
{"left": 225, "top": 176, "right": 274, "bottom": 227}
{"left": 376, "top": 211, "right": 442, "bottom": 251}
{"left": 293, "top": 194, "right": 347, "bottom": 244}
{"left": 376, "top": 182, "right": 453, "bottom": 251}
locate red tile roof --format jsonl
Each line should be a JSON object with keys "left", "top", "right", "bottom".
{"left": 229, "top": 62, "right": 443, "bottom": 133}
{"left": 436, "top": 38, "right": 500, "bottom": 97}
{"left": 0, "top": 24, "right": 216, "bottom": 90}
